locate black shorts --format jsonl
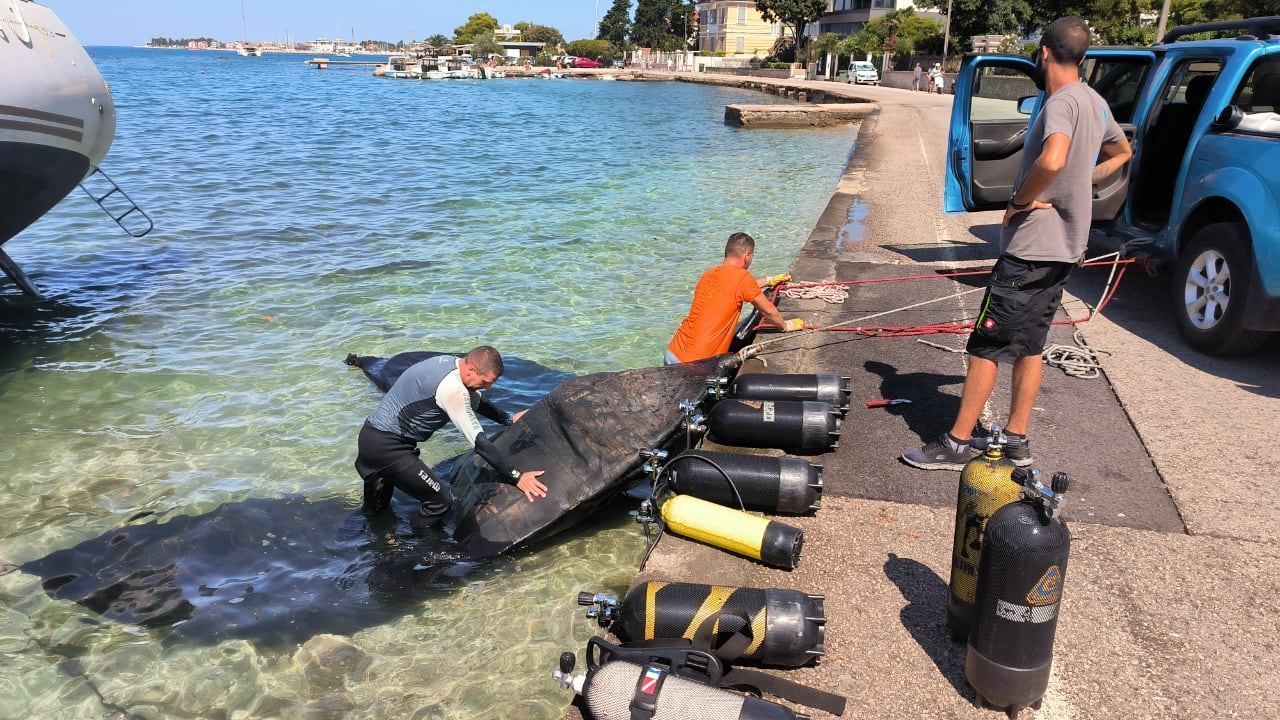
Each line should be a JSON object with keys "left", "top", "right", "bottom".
{"left": 355, "top": 422, "right": 453, "bottom": 518}
{"left": 966, "top": 255, "right": 1074, "bottom": 364}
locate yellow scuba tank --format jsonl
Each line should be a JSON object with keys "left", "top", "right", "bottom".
{"left": 947, "top": 426, "right": 1021, "bottom": 639}
{"left": 659, "top": 495, "right": 804, "bottom": 569}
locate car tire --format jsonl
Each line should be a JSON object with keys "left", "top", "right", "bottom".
{"left": 1171, "top": 222, "right": 1271, "bottom": 355}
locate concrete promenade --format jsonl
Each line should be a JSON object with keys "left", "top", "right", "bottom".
{"left": 598, "top": 73, "right": 1280, "bottom": 719}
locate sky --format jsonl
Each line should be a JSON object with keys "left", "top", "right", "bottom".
{"left": 49, "top": 1, "right": 606, "bottom": 46}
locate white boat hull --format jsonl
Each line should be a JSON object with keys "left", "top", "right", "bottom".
{"left": 1, "top": 0, "right": 115, "bottom": 251}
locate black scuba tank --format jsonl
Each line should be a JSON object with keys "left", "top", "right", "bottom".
{"left": 966, "top": 470, "right": 1071, "bottom": 714}
{"left": 579, "top": 581, "right": 826, "bottom": 667}
{"left": 707, "top": 399, "right": 840, "bottom": 451}
{"left": 729, "top": 373, "right": 852, "bottom": 413}
{"left": 664, "top": 450, "right": 822, "bottom": 514}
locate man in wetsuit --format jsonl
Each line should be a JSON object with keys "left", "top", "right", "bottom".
{"left": 665, "top": 232, "right": 802, "bottom": 365}
{"left": 355, "top": 346, "right": 547, "bottom": 521}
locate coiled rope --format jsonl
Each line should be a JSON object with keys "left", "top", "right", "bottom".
{"left": 743, "top": 253, "right": 1141, "bottom": 379}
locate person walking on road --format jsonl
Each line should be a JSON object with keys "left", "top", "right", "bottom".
{"left": 931, "top": 63, "right": 945, "bottom": 93}
{"left": 902, "top": 17, "right": 1133, "bottom": 470}
{"left": 913, "top": 62, "right": 923, "bottom": 92}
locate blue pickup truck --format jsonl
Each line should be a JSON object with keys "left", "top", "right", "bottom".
{"left": 945, "top": 17, "right": 1280, "bottom": 355}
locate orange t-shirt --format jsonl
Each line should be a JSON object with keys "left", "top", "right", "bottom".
{"left": 667, "top": 264, "right": 761, "bottom": 363}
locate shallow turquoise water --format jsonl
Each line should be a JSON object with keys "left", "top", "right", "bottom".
{"left": 0, "top": 48, "right": 856, "bottom": 718}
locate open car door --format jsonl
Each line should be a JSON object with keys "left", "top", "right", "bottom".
{"left": 945, "top": 55, "right": 1038, "bottom": 213}
{"left": 1079, "top": 49, "right": 1157, "bottom": 222}
{"left": 946, "top": 50, "right": 1157, "bottom": 221}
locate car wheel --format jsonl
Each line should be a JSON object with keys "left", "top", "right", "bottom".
{"left": 1171, "top": 222, "right": 1271, "bottom": 355}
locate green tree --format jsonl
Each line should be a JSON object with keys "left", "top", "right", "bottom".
{"left": 565, "top": 38, "right": 624, "bottom": 62}
{"left": 837, "top": 9, "right": 943, "bottom": 64}
{"left": 534, "top": 50, "right": 555, "bottom": 66}
{"left": 598, "top": 0, "right": 633, "bottom": 48}
{"left": 755, "top": 0, "right": 828, "bottom": 62}
{"left": 426, "top": 33, "right": 450, "bottom": 48}
{"left": 811, "top": 32, "right": 842, "bottom": 68}
{"left": 454, "top": 12, "right": 499, "bottom": 44}
{"left": 472, "top": 30, "right": 504, "bottom": 59}
{"left": 633, "top": 0, "right": 693, "bottom": 51}
{"left": 516, "top": 22, "right": 566, "bottom": 49}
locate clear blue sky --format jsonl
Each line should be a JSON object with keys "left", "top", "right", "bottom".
{"left": 51, "top": 1, "right": 606, "bottom": 46}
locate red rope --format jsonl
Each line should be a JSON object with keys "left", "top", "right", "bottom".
{"left": 757, "top": 258, "right": 1133, "bottom": 338}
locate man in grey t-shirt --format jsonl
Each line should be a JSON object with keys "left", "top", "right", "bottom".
{"left": 904, "top": 17, "right": 1133, "bottom": 471}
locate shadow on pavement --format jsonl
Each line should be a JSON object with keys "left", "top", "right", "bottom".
{"left": 884, "top": 553, "right": 971, "bottom": 701}
{"left": 864, "top": 360, "right": 966, "bottom": 440}
{"left": 1070, "top": 266, "right": 1280, "bottom": 400}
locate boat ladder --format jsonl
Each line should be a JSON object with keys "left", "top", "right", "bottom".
{"left": 78, "top": 167, "right": 154, "bottom": 238}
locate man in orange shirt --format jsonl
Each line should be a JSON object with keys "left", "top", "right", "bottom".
{"left": 665, "top": 232, "right": 803, "bottom": 364}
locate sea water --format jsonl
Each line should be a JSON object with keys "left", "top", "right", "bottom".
{"left": 0, "top": 48, "right": 856, "bottom": 718}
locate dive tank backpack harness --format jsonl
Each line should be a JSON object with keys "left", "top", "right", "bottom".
{"left": 553, "top": 636, "right": 847, "bottom": 720}
{"left": 947, "top": 425, "right": 1022, "bottom": 640}
{"left": 967, "top": 469, "right": 1071, "bottom": 715}
{"left": 707, "top": 399, "right": 841, "bottom": 451}
{"left": 725, "top": 373, "right": 853, "bottom": 414}
{"left": 664, "top": 450, "right": 823, "bottom": 515}
{"left": 579, "top": 581, "right": 826, "bottom": 667}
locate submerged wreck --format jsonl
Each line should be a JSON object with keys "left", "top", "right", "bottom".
{"left": 22, "top": 353, "right": 731, "bottom": 644}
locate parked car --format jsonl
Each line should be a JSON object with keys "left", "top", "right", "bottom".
{"left": 851, "top": 61, "right": 880, "bottom": 85}
{"left": 946, "top": 16, "right": 1280, "bottom": 355}
{"left": 572, "top": 57, "right": 602, "bottom": 69}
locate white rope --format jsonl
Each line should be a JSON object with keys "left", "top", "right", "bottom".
{"left": 778, "top": 284, "right": 849, "bottom": 303}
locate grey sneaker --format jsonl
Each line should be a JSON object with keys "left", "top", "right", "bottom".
{"left": 902, "top": 434, "right": 974, "bottom": 471}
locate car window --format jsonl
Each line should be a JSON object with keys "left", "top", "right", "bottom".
{"left": 1163, "top": 60, "right": 1222, "bottom": 104}
{"left": 972, "top": 65, "right": 1038, "bottom": 121}
{"left": 1231, "top": 55, "right": 1280, "bottom": 135}
{"left": 1080, "top": 57, "right": 1150, "bottom": 123}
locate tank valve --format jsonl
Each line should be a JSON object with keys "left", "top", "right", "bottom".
{"left": 552, "top": 651, "right": 586, "bottom": 693}
{"left": 639, "top": 448, "right": 670, "bottom": 481}
{"left": 1017, "top": 468, "right": 1068, "bottom": 520}
{"left": 705, "top": 374, "right": 730, "bottom": 400}
{"left": 678, "top": 399, "right": 708, "bottom": 435}
{"left": 577, "top": 591, "right": 621, "bottom": 626}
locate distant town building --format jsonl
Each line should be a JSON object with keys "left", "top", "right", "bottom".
{"left": 815, "top": 0, "right": 944, "bottom": 38}
{"left": 696, "top": 1, "right": 783, "bottom": 54}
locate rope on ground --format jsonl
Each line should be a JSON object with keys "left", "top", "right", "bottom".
{"left": 777, "top": 283, "right": 849, "bottom": 303}
{"left": 1043, "top": 329, "right": 1111, "bottom": 379}
{"left": 916, "top": 338, "right": 966, "bottom": 353}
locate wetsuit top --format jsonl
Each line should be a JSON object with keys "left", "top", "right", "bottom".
{"left": 366, "top": 354, "right": 522, "bottom": 484}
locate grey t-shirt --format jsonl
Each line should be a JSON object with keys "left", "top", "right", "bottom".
{"left": 1002, "top": 82, "right": 1123, "bottom": 263}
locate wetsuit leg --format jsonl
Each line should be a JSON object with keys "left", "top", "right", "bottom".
{"left": 355, "top": 421, "right": 453, "bottom": 519}
{"left": 381, "top": 453, "right": 455, "bottom": 525}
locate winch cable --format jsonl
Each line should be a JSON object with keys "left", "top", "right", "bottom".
{"left": 741, "top": 254, "right": 1136, "bottom": 361}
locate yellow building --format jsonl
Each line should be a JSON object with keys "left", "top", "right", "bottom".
{"left": 697, "top": 1, "right": 784, "bottom": 55}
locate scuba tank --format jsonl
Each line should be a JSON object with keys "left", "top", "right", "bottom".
{"left": 947, "top": 425, "right": 1022, "bottom": 640}
{"left": 664, "top": 450, "right": 823, "bottom": 515}
{"left": 966, "top": 469, "right": 1071, "bottom": 714}
{"left": 708, "top": 399, "right": 840, "bottom": 451}
{"left": 553, "top": 637, "right": 847, "bottom": 720}
{"left": 728, "top": 373, "right": 852, "bottom": 413}
{"left": 578, "top": 581, "right": 826, "bottom": 667}
{"left": 659, "top": 494, "right": 804, "bottom": 569}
